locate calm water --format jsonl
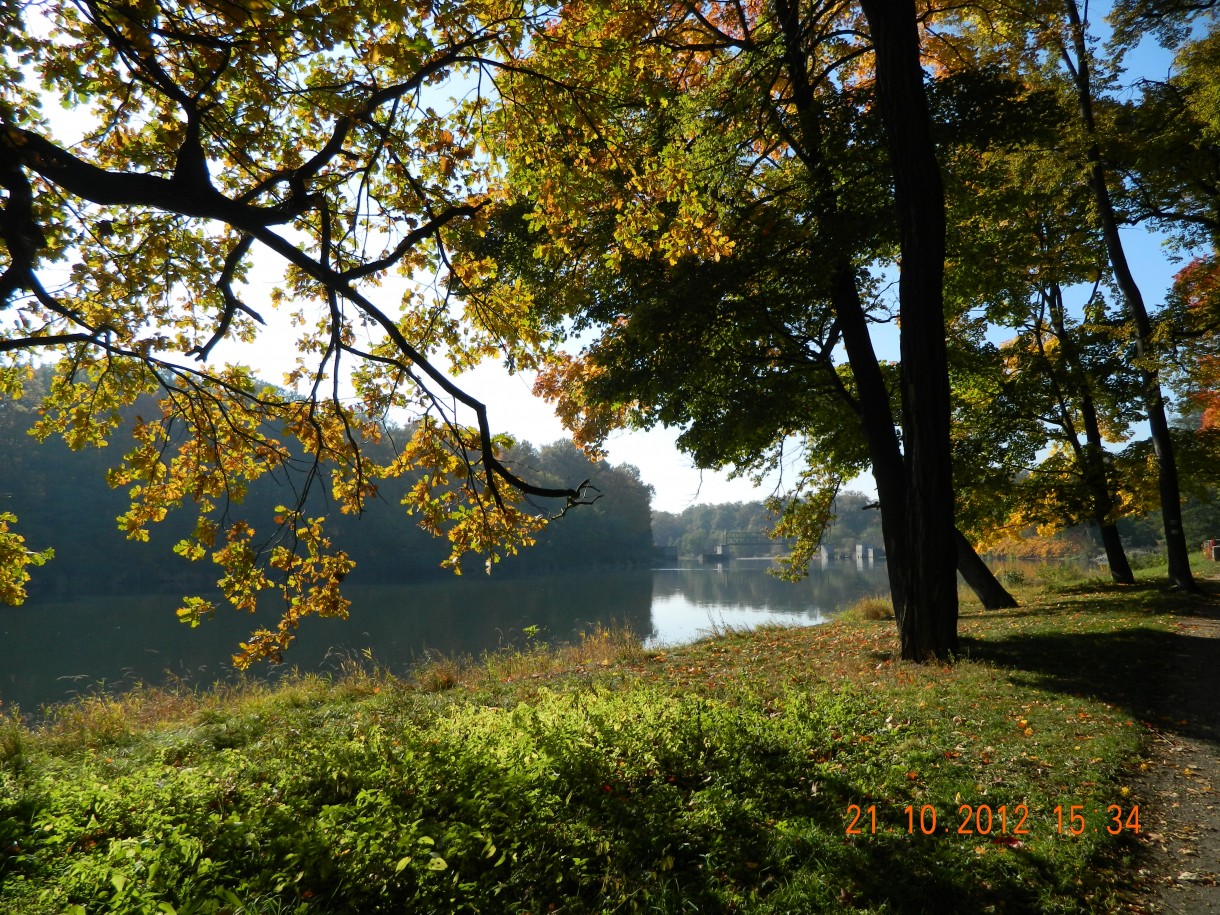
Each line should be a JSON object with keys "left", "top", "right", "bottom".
{"left": 0, "top": 559, "right": 890, "bottom": 712}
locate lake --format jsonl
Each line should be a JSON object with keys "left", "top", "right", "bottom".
{"left": 0, "top": 559, "right": 891, "bottom": 712}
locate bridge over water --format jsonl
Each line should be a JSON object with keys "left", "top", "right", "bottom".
{"left": 701, "top": 530, "right": 792, "bottom": 562}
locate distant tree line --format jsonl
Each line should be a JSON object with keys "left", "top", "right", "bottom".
{"left": 656, "top": 478, "right": 1220, "bottom": 565}
{"left": 653, "top": 493, "right": 885, "bottom": 559}
{"left": 0, "top": 369, "right": 654, "bottom": 601}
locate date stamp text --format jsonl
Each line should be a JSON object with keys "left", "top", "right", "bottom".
{"left": 845, "top": 803, "right": 1140, "bottom": 836}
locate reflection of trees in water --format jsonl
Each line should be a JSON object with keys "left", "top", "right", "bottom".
{"left": 2, "top": 572, "right": 657, "bottom": 712}
{"left": 0, "top": 592, "right": 319, "bottom": 716}
{"left": 6, "top": 565, "right": 894, "bottom": 712}
{"left": 651, "top": 563, "right": 890, "bottom": 613}
{"left": 334, "top": 573, "right": 655, "bottom": 662}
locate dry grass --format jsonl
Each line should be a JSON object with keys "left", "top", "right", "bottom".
{"left": 843, "top": 594, "right": 895, "bottom": 621}
{"left": 482, "top": 623, "right": 644, "bottom": 683}
{"left": 413, "top": 623, "right": 646, "bottom": 690}
{"left": 415, "top": 653, "right": 467, "bottom": 692}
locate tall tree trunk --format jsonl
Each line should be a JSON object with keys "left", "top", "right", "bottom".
{"left": 1080, "top": 400, "right": 1137, "bottom": 584}
{"left": 835, "top": 266, "right": 1018, "bottom": 612}
{"left": 1044, "top": 288, "right": 1136, "bottom": 584}
{"left": 777, "top": 0, "right": 1012, "bottom": 624}
{"left": 859, "top": 0, "right": 959, "bottom": 660}
{"left": 830, "top": 265, "right": 910, "bottom": 621}
{"left": 774, "top": 0, "right": 916, "bottom": 623}
{"left": 1098, "top": 523, "right": 1135, "bottom": 581}
{"left": 1061, "top": 0, "right": 1197, "bottom": 591}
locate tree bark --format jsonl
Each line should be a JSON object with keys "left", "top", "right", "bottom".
{"left": 1061, "top": 0, "right": 1197, "bottom": 591}
{"left": 1043, "top": 289, "right": 1136, "bottom": 584}
{"left": 1098, "top": 523, "right": 1136, "bottom": 582}
{"left": 859, "top": 0, "right": 959, "bottom": 660}
{"left": 834, "top": 267, "right": 1019, "bottom": 613}
{"left": 954, "top": 530, "right": 1019, "bottom": 609}
{"left": 831, "top": 265, "right": 910, "bottom": 622}
{"left": 1080, "top": 410, "right": 1137, "bottom": 584}
{"left": 777, "top": 0, "right": 1012, "bottom": 627}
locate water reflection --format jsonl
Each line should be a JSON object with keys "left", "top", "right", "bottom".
{"left": 0, "top": 560, "right": 890, "bottom": 711}
{"left": 647, "top": 559, "right": 889, "bottom": 645}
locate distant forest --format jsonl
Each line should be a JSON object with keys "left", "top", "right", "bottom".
{"left": 653, "top": 492, "right": 884, "bottom": 558}
{"left": 8, "top": 363, "right": 1220, "bottom": 600}
{"left": 1, "top": 369, "right": 654, "bottom": 600}
{"left": 653, "top": 479, "right": 1220, "bottom": 563}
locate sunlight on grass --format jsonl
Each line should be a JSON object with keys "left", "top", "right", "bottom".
{"left": 2, "top": 577, "right": 1213, "bottom": 913}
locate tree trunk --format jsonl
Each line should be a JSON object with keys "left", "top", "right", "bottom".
{"left": 860, "top": 0, "right": 959, "bottom": 661}
{"left": 831, "top": 265, "right": 910, "bottom": 623}
{"left": 1080, "top": 418, "right": 1136, "bottom": 584}
{"left": 774, "top": 0, "right": 918, "bottom": 626}
{"left": 1061, "top": 0, "right": 1198, "bottom": 591}
{"left": 1098, "top": 523, "right": 1135, "bottom": 582}
{"left": 834, "top": 267, "right": 1018, "bottom": 613}
{"left": 1045, "top": 288, "right": 1136, "bottom": 584}
{"left": 780, "top": 0, "right": 1011, "bottom": 629}
{"left": 954, "top": 529, "right": 1019, "bottom": 608}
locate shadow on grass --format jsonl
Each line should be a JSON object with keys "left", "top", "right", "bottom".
{"left": 961, "top": 581, "right": 1220, "bottom": 746}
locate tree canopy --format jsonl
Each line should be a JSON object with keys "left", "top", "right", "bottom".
{"left": 0, "top": 0, "right": 605, "bottom": 663}
{"left": 459, "top": 0, "right": 1218, "bottom": 651}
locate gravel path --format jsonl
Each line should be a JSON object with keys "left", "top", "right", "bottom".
{"left": 1131, "top": 599, "right": 1220, "bottom": 913}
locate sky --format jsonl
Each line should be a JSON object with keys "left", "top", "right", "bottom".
{"left": 27, "top": 2, "right": 1201, "bottom": 516}
{"left": 418, "top": 223, "right": 1184, "bottom": 515}
{"left": 425, "top": 17, "right": 1196, "bottom": 514}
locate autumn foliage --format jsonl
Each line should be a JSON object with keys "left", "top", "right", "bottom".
{"left": 1173, "top": 256, "right": 1220, "bottom": 428}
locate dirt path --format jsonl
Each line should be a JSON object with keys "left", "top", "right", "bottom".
{"left": 1130, "top": 601, "right": 1220, "bottom": 913}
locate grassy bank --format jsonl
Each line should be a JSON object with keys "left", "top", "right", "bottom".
{"left": 1, "top": 572, "right": 1211, "bottom": 914}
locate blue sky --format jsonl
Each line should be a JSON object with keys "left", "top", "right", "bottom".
{"left": 25, "top": 2, "right": 1203, "bottom": 515}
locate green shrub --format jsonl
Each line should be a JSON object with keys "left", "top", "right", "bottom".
{"left": 0, "top": 710, "right": 24, "bottom": 768}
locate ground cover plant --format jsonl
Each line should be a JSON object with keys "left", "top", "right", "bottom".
{"left": 1, "top": 572, "right": 1212, "bottom": 914}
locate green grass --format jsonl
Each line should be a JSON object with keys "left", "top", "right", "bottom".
{"left": 1, "top": 573, "right": 1213, "bottom": 914}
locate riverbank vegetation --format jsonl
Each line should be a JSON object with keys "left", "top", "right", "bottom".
{"left": 4, "top": 571, "right": 1210, "bottom": 913}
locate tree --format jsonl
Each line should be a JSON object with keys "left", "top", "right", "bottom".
{"left": 468, "top": 0, "right": 1016, "bottom": 659}
{"left": 855, "top": 0, "right": 959, "bottom": 658}
{"left": 934, "top": 77, "right": 1148, "bottom": 581}
{"left": 0, "top": 0, "right": 597, "bottom": 664}
{"left": 1114, "top": 27, "right": 1220, "bottom": 437}
{"left": 1059, "top": 0, "right": 1198, "bottom": 590}
{"left": 982, "top": 294, "right": 1148, "bottom": 578}
{"left": 942, "top": 0, "right": 1202, "bottom": 587}
{"left": 1108, "top": 32, "right": 1220, "bottom": 248}
{"left": 470, "top": 0, "right": 916, "bottom": 606}
{"left": 1171, "top": 256, "right": 1220, "bottom": 425}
